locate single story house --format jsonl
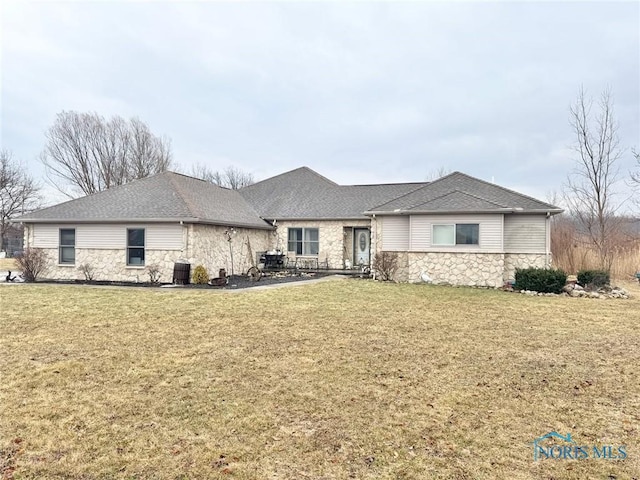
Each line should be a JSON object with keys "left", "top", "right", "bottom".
{"left": 16, "top": 167, "right": 562, "bottom": 286}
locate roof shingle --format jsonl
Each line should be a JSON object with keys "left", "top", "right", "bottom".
{"left": 18, "top": 172, "right": 273, "bottom": 229}
{"left": 368, "top": 172, "right": 561, "bottom": 214}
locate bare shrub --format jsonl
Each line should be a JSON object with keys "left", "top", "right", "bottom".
{"left": 77, "top": 263, "right": 95, "bottom": 281}
{"left": 372, "top": 251, "right": 399, "bottom": 281}
{"left": 15, "top": 248, "right": 48, "bottom": 282}
{"left": 147, "top": 264, "right": 161, "bottom": 284}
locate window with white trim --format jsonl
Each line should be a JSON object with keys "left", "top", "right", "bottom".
{"left": 59, "top": 228, "right": 75, "bottom": 264}
{"left": 127, "top": 228, "right": 145, "bottom": 266}
{"left": 287, "top": 228, "right": 319, "bottom": 255}
{"left": 432, "top": 224, "right": 479, "bottom": 246}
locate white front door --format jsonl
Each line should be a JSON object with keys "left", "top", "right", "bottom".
{"left": 354, "top": 228, "right": 370, "bottom": 266}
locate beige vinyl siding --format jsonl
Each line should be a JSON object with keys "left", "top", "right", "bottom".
{"left": 409, "top": 214, "right": 503, "bottom": 252}
{"left": 504, "top": 214, "right": 547, "bottom": 253}
{"left": 381, "top": 216, "right": 410, "bottom": 251}
{"left": 145, "top": 224, "right": 184, "bottom": 250}
{"left": 31, "top": 224, "right": 59, "bottom": 248}
{"left": 32, "top": 223, "right": 184, "bottom": 251}
{"left": 409, "top": 216, "right": 431, "bottom": 250}
{"left": 76, "top": 225, "right": 125, "bottom": 249}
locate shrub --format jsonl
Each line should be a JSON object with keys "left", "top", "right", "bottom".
{"left": 78, "top": 263, "right": 95, "bottom": 281}
{"left": 515, "top": 267, "right": 567, "bottom": 294}
{"left": 372, "top": 251, "right": 399, "bottom": 281}
{"left": 192, "top": 265, "right": 209, "bottom": 285}
{"left": 577, "top": 269, "right": 610, "bottom": 289}
{"left": 147, "top": 264, "right": 161, "bottom": 284}
{"left": 15, "top": 248, "right": 48, "bottom": 282}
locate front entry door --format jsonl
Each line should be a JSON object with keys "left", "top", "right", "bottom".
{"left": 353, "top": 228, "right": 370, "bottom": 266}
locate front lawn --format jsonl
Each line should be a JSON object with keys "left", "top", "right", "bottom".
{"left": 1, "top": 280, "right": 638, "bottom": 479}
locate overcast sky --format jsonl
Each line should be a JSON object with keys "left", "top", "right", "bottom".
{"left": 1, "top": 0, "right": 639, "bottom": 205}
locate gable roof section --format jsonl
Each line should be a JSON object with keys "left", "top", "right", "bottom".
{"left": 240, "top": 167, "right": 428, "bottom": 219}
{"left": 18, "top": 172, "right": 273, "bottom": 229}
{"left": 367, "top": 172, "right": 562, "bottom": 214}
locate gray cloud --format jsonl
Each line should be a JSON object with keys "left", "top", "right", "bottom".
{"left": 2, "top": 1, "right": 638, "bottom": 205}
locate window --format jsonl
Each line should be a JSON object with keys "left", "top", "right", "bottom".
{"left": 127, "top": 228, "right": 145, "bottom": 266}
{"left": 432, "top": 224, "right": 479, "bottom": 246}
{"left": 59, "top": 228, "right": 75, "bottom": 264}
{"left": 288, "top": 228, "right": 319, "bottom": 255}
{"left": 456, "top": 224, "right": 479, "bottom": 245}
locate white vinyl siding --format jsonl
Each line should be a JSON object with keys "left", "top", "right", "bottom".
{"left": 381, "top": 216, "right": 410, "bottom": 250}
{"left": 408, "top": 214, "right": 503, "bottom": 252}
{"left": 32, "top": 223, "right": 184, "bottom": 251}
{"left": 504, "top": 215, "right": 547, "bottom": 253}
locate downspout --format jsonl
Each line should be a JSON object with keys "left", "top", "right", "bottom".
{"left": 545, "top": 212, "right": 551, "bottom": 268}
{"left": 371, "top": 214, "right": 376, "bottom": 281}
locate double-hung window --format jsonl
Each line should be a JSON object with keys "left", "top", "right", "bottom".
{"left": 59, "top": 228, "right": 76, "bottom": 264}
{"left": 287, "top": 228, "right": 319, "bottom": 255}
{"left": 432, "top": 224, "right": 479, "bottom": 246}
{"left": 127, "top": 228, "right": 145, "bottom": 266}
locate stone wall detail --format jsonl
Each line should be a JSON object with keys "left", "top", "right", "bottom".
{"left": 187, "top": 224, "right": 272, "bottom": 277}
{"left": 405, "top": 252, "right": 505, "bottom": 287}
{"left": 503, "top": 253, "right": 549, "bottom": 283}
{"left": 38, "top": 248, "right": 182, "bottom": 283}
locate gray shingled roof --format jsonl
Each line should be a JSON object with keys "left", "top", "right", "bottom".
{"left": 239, "top": 167, "right": 428, "bottom": 219}
{"left": 367, "top": 171, "right": 562, "bottom": 214}
{"left": 18, "top": 168, "right": 561, "bottom": 226}
{"left": 18, "top": 172, "right": 273, "bottom": 229}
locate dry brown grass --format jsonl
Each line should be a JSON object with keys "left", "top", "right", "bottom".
{"left": 0, "top": 258, "right": 17, "bottom": 271}
{"left": 1, "top": 280, "right": 639, "bottom": 479}
{"left": 553, "top": 244, "right": 640, "bottom": 280}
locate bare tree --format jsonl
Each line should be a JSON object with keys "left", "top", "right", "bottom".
{"left": 190, "top": 163, "right": 254, "bottom": 190}
{"left": 223, "top": 166, "right": 254, "bottom": 189}
{"left": 425, "top": 166, "right": 453, "bottom": 181}
{"left": 41, "top": 111, "right": 173, "bottom": 197}
{"left": 564, "top": 87, "right": 623, "bottom": 271}
{"left": 0, "top": 150, "right": 40, "bottom": 253}
{"left": 630, "top": 149, "right": 640, "bottom": 191}
{"left": 127, "top": 118, "right": 173, "bottom": 180}
{"left": 190, "top": 163, "right": 224, "bottom": 185}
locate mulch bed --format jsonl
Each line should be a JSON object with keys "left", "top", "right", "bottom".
{"left": 31, "top": 272, "right": 330, "bottom": 290}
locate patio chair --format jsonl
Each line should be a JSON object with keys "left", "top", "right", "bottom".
{"left": 285, "top": 251, "right": 298, "bottom": 271}
{"left": 317, "top": 251, "right": 329, "bottom": 270}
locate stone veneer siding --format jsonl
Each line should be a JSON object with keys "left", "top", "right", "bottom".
{"left": 273, "top": 220, "right": 370, "bottom": 269}
{"left": 503, "top": 253, "right": 549, "bottom": 283}
{"left": 186, "top": 224, "right": 272, "bottom": 277}
{"left": 378, "top": 252, "right": 550, "bottom": 287}
{"left": 37, "top": 248, "right": 184, "bottom": 283}
{"left": 34, "top": 224, "right": 272, "bottom": 282}
{"left": 406, "top": 252, "right": 505, "bottom": 287}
